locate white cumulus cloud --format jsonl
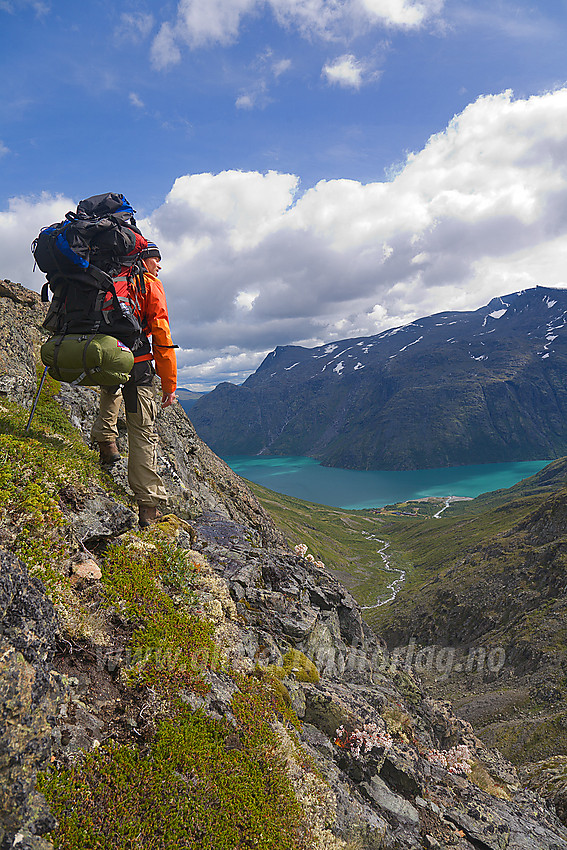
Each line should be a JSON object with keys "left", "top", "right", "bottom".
{"left": 272, "top": 58, "right": 292, "bottom": 77}
{"left": 151, "top": 22, "right": 182, "bottom": 70}
{"left": 0, "top": 193, "right": 73, "bottom": 287}
{"left": 151, "top": 0, "right": 445, "bottom": 67}
{"left": 129, "top": 92, "right": 145, "bottom": 109}
{"left": 4, "top": 87, "right": 567, "bottom": 389}
{"left": 360, "top": 0, "right": 444, "bottom": 28}
{"left": 115, "top": 12, "right": 155, "bottom": 44}
{"left": 322, "top": 54, "right": 369, "bottom": 89}
{"left": 0, "top": 0, "right": 49, "bottom": 15}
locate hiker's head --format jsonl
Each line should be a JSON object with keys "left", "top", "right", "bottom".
{"left": 140, "top": 242, "right": 161, "bottom": 275}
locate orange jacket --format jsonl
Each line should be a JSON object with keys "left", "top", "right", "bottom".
{"left": 109, "top": 269, "right": 177, "bottom": 394}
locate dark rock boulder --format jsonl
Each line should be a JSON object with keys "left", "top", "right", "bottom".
{"left": 0, "top": 552, "right": 66, "bottom": 850}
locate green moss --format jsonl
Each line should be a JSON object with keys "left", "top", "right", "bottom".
{"left": 268, "top": 649, "right": 320, "bottom": 684}
{"left": 4, "top": 369, "right": 326, "bottom": 850}
{"left": 39, "top": 705, "right": 311, "bottom": 850}
{"left": 234, "top": 670, "right": 301, "bottom": 735}
{"left": 392, "top": 670, "right": 422, "bottom": 707}
{"left": 0, "top": 378, "right": 106, "bottom": 580}
{"left": 381, "top": 705, "right": 414, "bottom": 742}
{"left": 469, "top": 761, "right": 511, "bottom": 800}
{"left": 101, "top": 531, "right": 214, "bottom": 696}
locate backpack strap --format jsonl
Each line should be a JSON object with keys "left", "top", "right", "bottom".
{"left": 136, "top": 267, "right": 146, "bottom": 296}
{"left": 51, "top": 332, "right": 66, "bottom": 378}
{"left": 70, "top": 332, "right": 100, "bottom": 386}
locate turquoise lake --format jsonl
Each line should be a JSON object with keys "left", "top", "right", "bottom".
{"left": 221, "top": 455, "right": 551, "bottom": 510}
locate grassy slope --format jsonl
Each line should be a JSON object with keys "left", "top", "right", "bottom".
{"left": 1, "top": 382, "right": 332, "bottom": 850}
{"left": 371, "top": 457, "right": 567, "bottom": 607}
{"left": 250, "top": 459, "right": 567, "bottom": 765}
{"left": 249, "top": 458, "right": 567, "bottom": 627}
{"left": 247, "top": 482, "right": 407, "bottom": 606}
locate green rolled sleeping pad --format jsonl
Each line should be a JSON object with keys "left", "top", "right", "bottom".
{"left": 40, "top": 333, "right": 134, "bottom": 386}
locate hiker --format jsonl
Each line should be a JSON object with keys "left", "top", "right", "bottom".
{"left": 91, "top": 242, "right": 177, "bottom": 527}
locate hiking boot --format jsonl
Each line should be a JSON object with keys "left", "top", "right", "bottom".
{"left": 138, "top": 504, "right": 163, "bottom": 528}
{"left": 98, "top": 440, "right": 121, "bottom": 465}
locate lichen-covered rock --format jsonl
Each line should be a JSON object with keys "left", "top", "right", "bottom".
{"left": 67, "top": 485, "right": 136, "bottom": 545}
{"left": 189, "top": 510, "right": 567, "bottom": 848}
{"left": 0, "top": 280, "right": 47, "bottom": 406}
{"left": 0, "top": 551, "right": 58, "bottom": 666}
{"left": 0, "top": 554, "right": 66, "bottom": 850}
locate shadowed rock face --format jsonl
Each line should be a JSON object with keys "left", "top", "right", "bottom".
{"left": 0, "top": 551, "right": 65, "bottom": 850}
{"left": 0, "top": 550, "right": 59, "bottom": 666}
{"left": 190, "top": 286, "right": 567, "bottom": 470}
{"left": 2, "top": 278, "right": 567, "bottom": 849}
{"left": 0, "top": 279, "right": 47, "bottom": 406}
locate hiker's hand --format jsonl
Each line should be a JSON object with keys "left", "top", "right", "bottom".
{"left": 162, "top": 392, "right": 176, "bottom": 408}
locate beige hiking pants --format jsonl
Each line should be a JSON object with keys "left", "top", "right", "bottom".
{"left": 91, "top": 382, "right": 168, "bottom": 508}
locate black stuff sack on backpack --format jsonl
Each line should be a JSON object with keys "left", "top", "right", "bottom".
{"left": 32, "top": 192, "right": 147, "bottom": 282}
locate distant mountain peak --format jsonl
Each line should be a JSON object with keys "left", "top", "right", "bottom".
{"left": 191, "top": 286, "right": 567, "bottom": 470}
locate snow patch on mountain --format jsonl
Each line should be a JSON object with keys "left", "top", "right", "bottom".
{"left": 399, "top": 336, "right": 423, "bottom": 353}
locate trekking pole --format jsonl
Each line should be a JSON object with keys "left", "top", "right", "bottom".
{"left": 25, "top": 365, "right": 49, "bottom": 433}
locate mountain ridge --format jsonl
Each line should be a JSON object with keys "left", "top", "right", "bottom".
{"left": 3, "top": 276, "right": 567, "bottom": 848}
{"left": 191, "top": 285, "right": 567, "bottom": 470}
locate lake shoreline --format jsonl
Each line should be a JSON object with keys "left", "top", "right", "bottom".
{"left": 222, "top": 455, "right": 551, "bottom": 511}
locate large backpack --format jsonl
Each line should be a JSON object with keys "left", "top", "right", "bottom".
{"left": 33, "top": 193, "right": 146, "bottom": 280}
{"left": 33, "top": 193, "right": 149, "bottom": 385}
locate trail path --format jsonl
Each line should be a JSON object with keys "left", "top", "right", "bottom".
{"left": 360, "top": 495, "right": 471, "bottom": 608}
{"left": 433, "top": 495, "right": 472, "bottom": 518}
{"left": 433, "top": 498, "right": 452, "bottom": 519}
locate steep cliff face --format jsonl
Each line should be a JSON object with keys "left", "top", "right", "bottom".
{"left": 190, "top": 287, "right": 567, "bottom": 470}
{"left": 2, "top": 279, "right": 567, "bottom": 850}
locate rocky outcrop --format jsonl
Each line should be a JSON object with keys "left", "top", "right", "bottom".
{"left": 0, "top": 279, "right": 46, "bottom": 405}
{"left": 2, "top": 278, "right": 567, "bottom": 848}
{"left": 187, "top": 515, "right": 567, "bottom": 849}
{"left": 0, "top": 551, "right": 66, "bottom": 850}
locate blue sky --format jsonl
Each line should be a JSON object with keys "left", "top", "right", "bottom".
{"left": 2, "top": 0, "right": 567, "bottom": 389}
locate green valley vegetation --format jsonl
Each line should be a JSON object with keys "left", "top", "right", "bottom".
{"left": 251, "top": 460, "right": 567, "bottom": 768}
{"left": 246, "top": 481, "right": 408, "bottom": 605}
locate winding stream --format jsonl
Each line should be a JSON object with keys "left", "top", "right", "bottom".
{"left": 359, "top": 534, "right": 406, "bottom": 609}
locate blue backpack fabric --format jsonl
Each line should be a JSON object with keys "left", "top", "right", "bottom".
{"left": 34, "top": 193, "right": 150, "bottom": 386}
{"left": 33, "top": 192, "right": 146, "bottom": 283}
{"left": 33, "top": 193, "right": 148, "bottom": 340}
